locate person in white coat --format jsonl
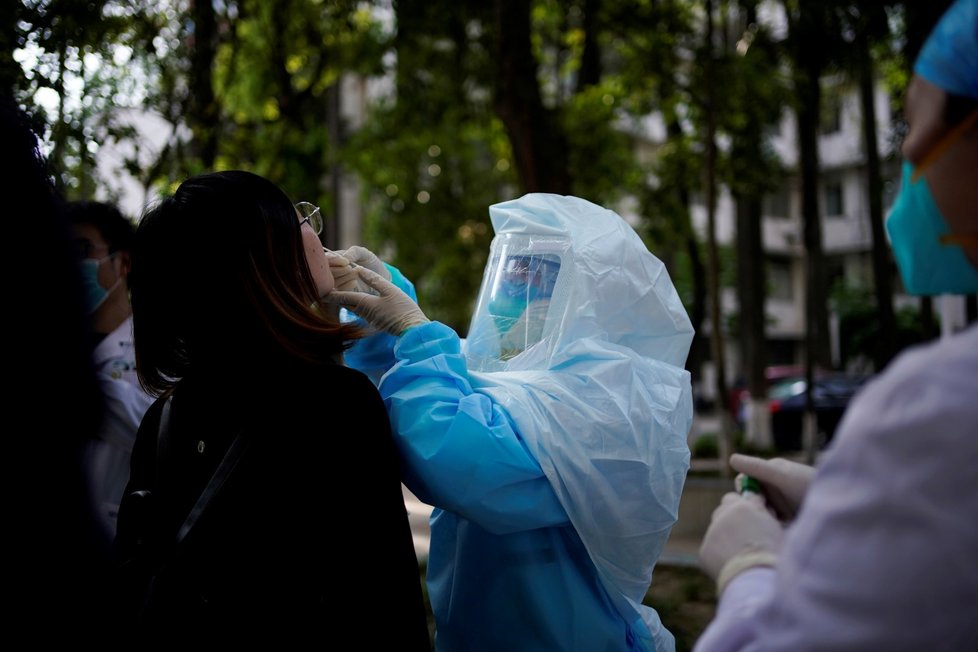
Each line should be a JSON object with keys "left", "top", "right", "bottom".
{"left": 68, "top": 201, "right": 154, "bottom": 548}
{"left": 694, "top": 1, "right": 978, "bottom": 650}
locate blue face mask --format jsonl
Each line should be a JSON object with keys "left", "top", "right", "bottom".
{"left": 79, "top": 255, "right": 115, "bottom": 314}
{"left": 885, "top": 161, "right": 978, "bottom": 295}
{"left": 488, "top": 282, "right": 540, "bottom": 336}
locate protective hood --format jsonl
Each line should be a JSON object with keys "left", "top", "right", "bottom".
{"left": 914, "top": 0, "right": 978, "bottom": 100}
{"left": 466, "top": 193, "right": 695, "bottom": 372}
{"left": 466, "top": 193, "right": 695, "bottom": 650}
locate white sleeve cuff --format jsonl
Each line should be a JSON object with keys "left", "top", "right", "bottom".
{"left": 716, "top": 551, "right": 778, "bottom": 595}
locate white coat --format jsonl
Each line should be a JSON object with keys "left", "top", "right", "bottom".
{"left": 695, "top": 324, "right": 978, "bottom": 651}
{"left": 83, "top": 315, "right": 154, "bottom": 545}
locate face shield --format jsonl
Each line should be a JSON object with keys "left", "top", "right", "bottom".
{"left": 465, "top": 234, "right": 569, "bottom": 372}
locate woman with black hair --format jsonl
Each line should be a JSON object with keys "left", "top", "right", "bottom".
{"left": 115, "top": 170, "right": 430, "bottom": 648}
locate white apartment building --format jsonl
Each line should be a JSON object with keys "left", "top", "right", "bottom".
{"left": 684, "top": 76, "right": 972, "bottom": 398}
{"left": 96, "top": 67, "right": 970, "bottom": 401}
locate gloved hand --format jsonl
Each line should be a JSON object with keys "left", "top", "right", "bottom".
{"left": 699, "top": 492, "right": 784, "bottom": 595}
{"left": 730, "top": 453, "right": 816, "bottom": 521}
{"left": 326, "top": 265, "right": 429, "bottom": 336}
{"left": 326, "top": 246, "right": 392, "bottom": 295}
{"left": 336, "top": 246, "right": 391, "bottom": 281}
{"left": 325, "top": 250, "right": 359, "bottom": 292}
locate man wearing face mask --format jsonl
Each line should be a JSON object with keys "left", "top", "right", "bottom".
{"left": 68, "top": 201, "right": 154, "bottom": 549}
{"left": 693, "top": 2, "right": 978, "bottom": 650}
{"left": 469, "top": 253, "right": 561, "bottom": 366}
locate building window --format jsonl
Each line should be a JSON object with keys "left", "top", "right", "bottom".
{"left": 763, "top": 187, "right": 790, "bottom": 219}
{"left": 824, "top": 181, "right": 844, "bottom": 217}
{"left": 821, "top": 91, "right": 842, "bottom": 134}
{"left": 883, "top": 170, "right": 901, "bottom": 213}
{"left": 767, "top": 259, "right": 793, "bottom": 301}
{"left": 825, "top": 256, "right": 846, "bottom": 294}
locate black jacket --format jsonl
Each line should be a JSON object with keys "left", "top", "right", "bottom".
{"left": 114, "top": 361, "right": 430, "bottom": 649}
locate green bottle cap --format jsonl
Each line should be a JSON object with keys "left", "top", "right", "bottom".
{"left": 739, "top": 475, "right": 761, "bottom": 495}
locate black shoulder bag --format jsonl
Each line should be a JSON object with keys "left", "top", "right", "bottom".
{"left": 117, "top": 396, "right": 248, "bottom": 621}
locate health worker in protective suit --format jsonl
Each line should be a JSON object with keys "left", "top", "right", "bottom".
{"left": 327, "top": 194, "right": 695, "bottom": 652}
{"left": 694, "top": 1, "right": 978, "bottom": 650}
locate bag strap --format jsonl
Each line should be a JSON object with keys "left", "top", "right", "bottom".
{"left": 176, "top": 431, "right": 247, "bottom": 545}
{"left": 155, "top": 396, "right": 172, "bottom": 489}
{"left": 154, "top": 395, "right": 248, "bottom": 547}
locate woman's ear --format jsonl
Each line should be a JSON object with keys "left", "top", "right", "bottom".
{"left": 901, "top": 76, "right": 950, "bottom": 164}
{"left": 118, "top": 250, "right": 133, "bottom": 278}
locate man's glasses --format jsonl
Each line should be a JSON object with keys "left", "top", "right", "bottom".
{"left": 295, "top": 202, "right": 323, "bottom": 236}
{"left": 71, "top": 238, "right": 111, "bottom": 261}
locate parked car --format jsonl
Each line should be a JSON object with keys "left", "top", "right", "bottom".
{"left": 767, "top": 374, "right": 870, "bottom": 450}
{"left": 728, "top": 365, "right": 827, "bottom": 428}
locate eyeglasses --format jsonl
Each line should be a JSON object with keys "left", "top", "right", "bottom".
{"left": 295, "top": 202, "right": 323, "bottom": 236}
{"left": 71, "top": 238, "right": 111, "bottom": 261}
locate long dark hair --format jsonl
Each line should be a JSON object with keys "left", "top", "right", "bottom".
{"left": 130, "top": 170, "right": 361, "bottom": 396}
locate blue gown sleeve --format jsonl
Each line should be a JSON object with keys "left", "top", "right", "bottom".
{"left": 343, "top": 264, "right": 417, "bottom": 383}
{"left": 380, "top": 321, "right": 570, "bottom": 535}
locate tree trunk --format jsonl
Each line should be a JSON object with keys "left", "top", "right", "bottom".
{"left": 686, "top": 215, "right": 709, "bottom": 391}
{"left": 857, "top": 37, "right": 897, "bottom": 370}
{"left": 52, "top": 38, "right": 68, "bottom": 194}
{"left": 736, "top": 194, "right": 770, "bottom": 448}
{"left": 791, "top": 1, "right": 830, "bottom": 463}
{"left": 704, "top": 0, "right": 734, "bottom": 476}
{"left": 663, "top": 116, "right": 708, "bottom": 390}
{"left": 326, "top": 82, "right": 342, "bottom": 250}
{"left": 797, "top": 89, "right": 831, "bottom": 372}
{"left": 189, "top": 0, "right": 218, "bottom": 168}
{"left": 575, "top": 0, "right": 601, "bottom": 92}
{"left": 76, "top": 54, "right": 95, "bottom": 198}
{"left": 493, "top": 0, "right": 571, "bottom": 194}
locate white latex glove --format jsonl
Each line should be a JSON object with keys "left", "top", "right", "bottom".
{"left": 326, "top": 266, "right": 429, "bottom": 336}
{"left": 730, "top": 453, "right": 816, "bottom": 521}
{"left": 325, "top": 250, "right": 356, "bottom": 292}
{"left": 326, "top": 246, "right": 391, "bottom": 296}
{"left": 699, "top": 492, "right": 784, "bottom": 595}
{"left": 336, "top": 246, "right": 391, "bottom": 281}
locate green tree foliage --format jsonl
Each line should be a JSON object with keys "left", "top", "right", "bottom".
{"left": 718, "top": 7, "right": 787, "bottom": 203}
{"left": 342, "top": 0, "right": 514, "bottom": 330}
{"left": 9, "top": 0, "right": 935, "bottom": 375}
{"left": 145, "top": 0, "right": 390, "bottom": 204}
{"left": 345, "top": 105, "right": 515, "bottom": 331}
{"left": 7, "top": 0, "right": 151, "bottom": 199}
{"left": 724, "top": 2, "right": 789, "bottom": 422}
{"left": 346, "top": 0, "right": 694, "bottom": 327}
{"left": 831, "top": 279, "right": 935, "bottom": 370}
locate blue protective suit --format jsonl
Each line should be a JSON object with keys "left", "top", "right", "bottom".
{"left": 346, "top": 194, "right": 694, "bottom": 652}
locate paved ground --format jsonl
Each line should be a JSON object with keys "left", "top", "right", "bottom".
{"left": 658, "top": 532, "right": 703, "bottom": 567}
{"left": 404, "top": 486, "right": 433, "bottom": 563}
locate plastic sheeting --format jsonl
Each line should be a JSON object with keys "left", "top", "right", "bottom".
{"left": 344, "top": 193, "right": 695, "bottom": 651}
{"left": 466, "top": 194, "right": 695, "bottom": 650}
